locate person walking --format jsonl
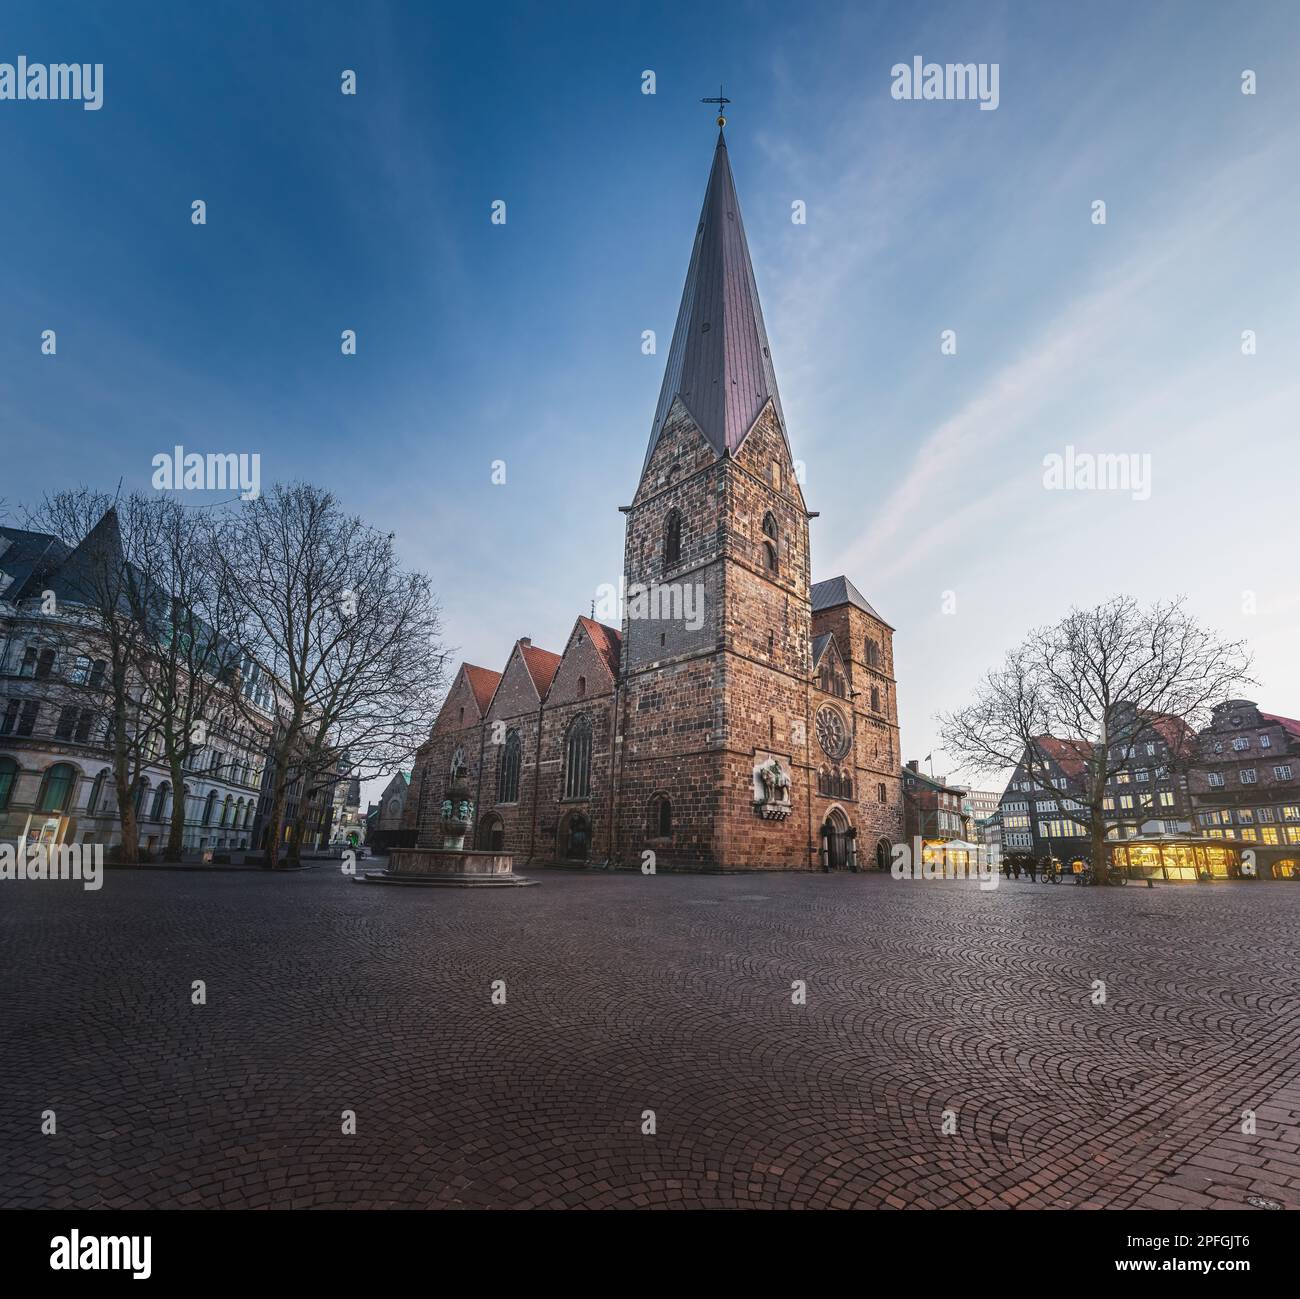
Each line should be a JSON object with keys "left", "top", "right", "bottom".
{"left": 1026, "top": 857, "right": 1038, "bottom": 883}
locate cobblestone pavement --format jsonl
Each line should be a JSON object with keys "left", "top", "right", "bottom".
{"left": 2, "top": 868, "right": 1299, "bottom": 1210}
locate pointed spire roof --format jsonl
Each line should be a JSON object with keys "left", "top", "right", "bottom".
{"left": 645, "top": 129, "right": 786, "bottom": 471}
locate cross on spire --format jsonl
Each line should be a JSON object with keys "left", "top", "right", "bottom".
{"left": 701, "top": 83, "right": 731, "bottom": 128}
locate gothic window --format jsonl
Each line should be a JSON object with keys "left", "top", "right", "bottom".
{"left": 648, "top": 794, "right": 672, "bottom": 838}
{"left": 871, "top": 686, "right": 881, "bottom": 713}
{"left": 38, "top": 763, "right": 76, "bottom": 814}
{"left": 865, "top": 639, "right": 881, "bottom": 669}
{"left": 497, "top": 728, "right": 521, "bottom": 804}
{"left": 563, "top": 714, "right": 592, "bottom": 799}
{"left": 664, "top": 509, "right": 682, "bottom": 569}
{"left": 762, "top": 513, "right": 779, "bottom": 573}
{"left": 577, "top": 675, "right": 586, "bottom": 699}
{"left": 450, "top": 745, "right": 465, "bottom": 777}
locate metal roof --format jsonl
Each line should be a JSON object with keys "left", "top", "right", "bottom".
{"left": 644, "top": 129, "right": 787, "bottom": 471}
{"left": 810, "top": 575, "right": 893, "bottom": 629}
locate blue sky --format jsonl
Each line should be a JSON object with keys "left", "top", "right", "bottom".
{"left": 3, "top": 0, "right": 1299, "bottom": 802}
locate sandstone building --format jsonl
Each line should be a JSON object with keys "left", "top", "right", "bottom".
{"left": 406, "top": 128, "right": 904, "bottom": 870}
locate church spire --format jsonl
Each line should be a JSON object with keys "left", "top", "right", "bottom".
{"left": 644, "top": 127, "right": 787, "bottom": 472}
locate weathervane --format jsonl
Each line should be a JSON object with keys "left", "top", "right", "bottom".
{"left": 701, "top": 83, "right": 731, "bottom": 128}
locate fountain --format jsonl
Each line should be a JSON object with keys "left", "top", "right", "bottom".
{"left": 360, "top": 763, "right": 536, "bottom": 887}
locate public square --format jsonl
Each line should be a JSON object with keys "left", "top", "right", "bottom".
{"left": 2, "top": 867, "right": 1298, "bottom": 1210}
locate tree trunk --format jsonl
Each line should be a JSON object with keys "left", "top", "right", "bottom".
{"left": 115, "top": 789, "right": 140, "bottom": 865}
{"left": 1090, "top": 808, "right": 1109, "bottom": 885}
{"left": 265, "top": 776, "right": 288, "bottom": 869}
{"left": 164, "top": 755, "right": 186, "bottom": 861}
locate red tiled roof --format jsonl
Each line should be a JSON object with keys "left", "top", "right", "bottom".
{"left": 1030, "top": 735, "right": 1092, "bottom": 779}
{"left": 519, "top": 643, "right": 562, "bottom": 698}
{"left": 1262, "top": 712, "right": 1300, "bottom": 740}
{"left": 578, "top": 616, "right": 622, "bottom": 683}
{"left": 461, "top": 664, "right": 502, "bottom": 716}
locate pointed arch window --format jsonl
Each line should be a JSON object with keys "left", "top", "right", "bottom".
{"left": 648, "top": 793, "right": 672, "bottom": 838}
{"left": 664, "top": 509, "right": 682, "bottom": 569}
{"left": 563, "top": 714, "right": 593, "bottom": 799}
{"left": 497, "top": 728, "right": 522, "bottom": 804}
{"left": 865, "top": 639, "right": 881, "bottom": 669}
{"left": 762, "top": 513, "right": 779, "bottom": 574}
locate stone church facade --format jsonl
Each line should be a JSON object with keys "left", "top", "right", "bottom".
{"left": 405, "top": 129, "right": 903, "bottom": 871}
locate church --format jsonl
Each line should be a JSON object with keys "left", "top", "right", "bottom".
{"left": 405, "top": 124, "right": 904, "bottom": 871}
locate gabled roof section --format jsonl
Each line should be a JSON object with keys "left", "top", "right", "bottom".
{"left": 811, "top": 631, "right": 834, "bottom": 668}
{"left": 810, "top": 575, "right": 893, "bottom": 629}
{"left": 461, "top": 663, "right": 502, "bottom": 717}
{"left": 519, "top": 642, "right": 562, "bottom": 699}
{"left": 644, "top": 129, "right": 787, "bottom": 472}
{"left": 577, "top": 616, "right": 622, "bottom": 683}
{"left": 1262, "top": 712, "right": 1300, "bottom": 741}
{"left": 1027, "top": 735, "right": 1092, "bottom": 780}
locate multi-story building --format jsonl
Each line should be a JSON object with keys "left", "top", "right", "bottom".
{"left": 403, "top": 126, "right": 905, "bottom": 871}
{"left": 902, "top": 761, "right": 973, "bottom": 846}
{"left": 1189, "top": 699, "right": 1300, "bottom": 849}
{"left": 997, "top": 710, "right": 1196, "bottom": 862}
{"left": 0, "top": 516, "right": 270, "bottom": 856}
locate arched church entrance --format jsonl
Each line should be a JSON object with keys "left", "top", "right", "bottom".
{"left": 821, "top": 807, "right": 855, "bottom": 872}
{"left": 476, "top": 813, "right": 505, "bottom": 852}
{"left": 560, "top": 812, "right": 590, "bottom": 863}
{"left": 875, "top": 837, "right": 893, "bottom": 872}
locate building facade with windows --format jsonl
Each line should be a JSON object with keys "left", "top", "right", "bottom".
{"left": 0, "top": 523, "right": 272, "bottom": 856}
{"left": 403, "top": 129, "right": 904, "bottom": 871}
{"left": 902, "top": 762, "right": 974, "bottom": 847}
{"left": 997, "top": 713, "right": 1199, "bottom": 862}
{"left": 1189, "top": 700, "right": 1300, "bottom": 848}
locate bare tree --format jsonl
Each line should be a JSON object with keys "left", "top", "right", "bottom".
{"left": 939, "top": 596, "right": 1253, "bottom": 882}
{"left": 224, "top": 483, "right": 445, "bottom": 868}
{"left": 132, "top": 500, "right": 248, "bottom": 860}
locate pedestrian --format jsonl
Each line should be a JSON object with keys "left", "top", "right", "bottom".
{"left": 1002, "top": 857, "right": 1012, "bottom": 879}
{"left": 1026, "top": 857, "right": 1038, "bottom": 883}
{"left": 1012, "top": 859, "right": 1021, "bottom": 880}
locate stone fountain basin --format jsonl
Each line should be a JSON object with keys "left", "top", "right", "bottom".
{"left": 358, "top": 846, "right": 538, "bottom": 887}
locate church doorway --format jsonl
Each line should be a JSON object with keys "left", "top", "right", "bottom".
{"left": 476, "top": 813, "right": 505, "bottom": 852}
{"left": 560, "top": 812, "right": 590, "bottom": 863}
{"left": 821, "top": 808, "right": 855, "bottom": 872}
{"left": 875, "top": 838, "right": 893, "bottom": 872}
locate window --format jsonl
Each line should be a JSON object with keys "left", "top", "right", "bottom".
{"left": 870, "top": 686, "right": 881, "bottom": 713}
{"left": 865, "top": 640, "right": 880, "bottom": 669}
{"left": 577, "top": 675, "right": 586, "bottom": 699}
{"left": 1232, "top": 736, "right": 1250, "bottom": 750}
{"left": 0, "top": 756, "right": 16, "bottom": 811}
{"left": 56, "top": 705, "right": 79, "bottom": 740}
{"left": 1240, "top": 769, "right": 1257, "bottom": 784}
{"left": 19, "top": 647, "right": 37, "bottom": 677}
{"left": 877, "top": 782, "right": 886, "bottom": 804}
{"left": 649, "top": 794, "right": 672, "bottom": 838}
{"left": 1207, "top": 772, "right": 1225, "bottom": 787}
{"left": 37, "top": 763, "right": 76, "bottom": 814}
{"left": 202, "top": 790, "right": 217, "bottom": 826}
{"left": 87, "top": 769, "right": 108, "bottom": 815}
{"left": 152, "top": 783, "right": 170, "bottom": 821}
{"left": 664, "top": 509, "right": 682, "bottom": 569}
{"left": 35, "top": 648, "right": 56, "bottom": 679}
{"left": 761, "top": 513, "right": 778, "bottom": 573}
{"left": 497, "top": 729, "right": 521, "bottom": 804}
{"left": 1260, "top": 735, "right": 1272, "bottom": 748}
{"left": 563, "top": 715, "right": 592, "bottom": 799}
{"left": 1274, "top": 765, "right": 1293, "bottom": 781}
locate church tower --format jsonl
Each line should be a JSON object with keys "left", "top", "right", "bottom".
{"left": 616, "top": 127, "right": 816, "bottom": 870}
